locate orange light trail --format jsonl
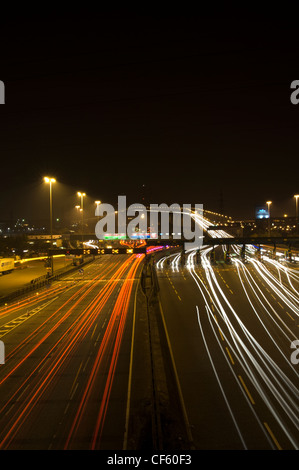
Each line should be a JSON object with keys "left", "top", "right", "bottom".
{"left": 0, "top": 255, "right": 139, "bottom": 449}
{"left": 64, "top": 254, "right": 144, "bottom": 449}
{"left": 91, "top": 255, "right": 143, "bottom": 449}
{"left": 1, "top": 258, "right": 121, "bottom": 368}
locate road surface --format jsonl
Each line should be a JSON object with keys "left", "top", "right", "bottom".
{"left": 0, "top": 256, "right": 74, "bottom": 298}
{"left": 0, "top": 254, "right": 144, "bottom": 449}
{"left": 155, "top": 245, "right": 299, "bottom": 450}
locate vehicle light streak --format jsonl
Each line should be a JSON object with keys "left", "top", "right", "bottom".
{"left": 156, "top": 252, "right": 179, "bottom": 271}
{"left": 233, "top": 259, "right": 298, "bottom": 345}
{"left": 199, "top": 251, "right": 298, "bottom": 442}
{"left": 155, "top": 209, "right": 299, "bottom": 449}
{"left": 171, "top": 253, "right": 181, "bottom": 272}
{"left": 0, "top": 257, "right": 135, "bottom": 448}
{"left": 196, "top": 305, "right": 248, "bottom": 450}
{"left": 1, "top": 259, "right": 122, "bottom": 370}
{"left": 249, "top": 259, "right": 299, "bottom": 316}
{"left": 64, "top": 254, "right": 144, "bottom": 449}
{"left": 91, "top": 255, "right": 143, "bottom": 449}
{"left": 158, "top": 246, "right": 299, "bottom": 449}
{"left": 198, "top": 302, "right": 280, "bottom": 449}
{"left": 0, "top": 282, "right": 75, "bottom": 318}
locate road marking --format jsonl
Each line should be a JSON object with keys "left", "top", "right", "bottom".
{"left": 70, "top": 382, "right": 78, "bottom": 401}
{"left": 264, "top": 422, "right": 282, "bottom": 450}
{"left": 123, "top": 278, "right": 139, "bottom": 450}
{"left": 286, "top": 311, "right": 295, "bottom": 321}
{"left": 218, "top": 328, "right": 224, "bottom": 341}
{"left": 238, "top": 375, "right": 255, "bottom": 405}
{"left": 226, "top": 347, "right": 234, "bottom": 365}
{"left": 214, "top": 315, "right": 225, "bottom": 341}
{"left": 158, "top": 297, "right": 195, "bottom": 448}
{"left": 70, "top": 362, "right": 83, "bottom": 396}
{"left": 0, "top": 297, "right": 58, "bottom": 338}
{"left": 16, "top": 377, "right": 32, "bottom": 399}
{"left": 83, "top": 356, "right": 90, "bottom": 372}
{"left": 64, "top": 403, "right": 70, "bottom": 415}
{"left": 90, "top": 324, "right": 97, "bottom": 339}
{"left": 94, "top": 332, "right": 102, "bottom": 344}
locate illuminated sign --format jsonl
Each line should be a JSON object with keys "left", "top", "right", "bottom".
{"left": 104, "top": 233, "right": 126, "bottom": 240}
{"left": 255, "top": 206, "right": 269, "bottom": 219}
{"left": 49, "top": 247, "right": 146, "bottom": 255}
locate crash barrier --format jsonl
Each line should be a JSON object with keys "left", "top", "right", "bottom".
{"left": 0, "top": 256, "right": 95, "bottom": 306}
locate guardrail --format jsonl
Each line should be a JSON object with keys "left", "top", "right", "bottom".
{"left": 0, "top": 256, "right": 95, "bottom": 306}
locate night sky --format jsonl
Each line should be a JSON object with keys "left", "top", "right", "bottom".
{"left": 0, "top": 10, "right": 298, "bottom": 223}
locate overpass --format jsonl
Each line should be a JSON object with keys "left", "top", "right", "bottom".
{"left": 48, "top": 246, "right": 147, "bottom": 256}
{"left": 68, "top": 235, "right": 299, "bottom": 250}
{"left": 202, "top": 236, "right": 299, "bottom": 247}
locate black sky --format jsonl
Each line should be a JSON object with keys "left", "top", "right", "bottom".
{"left": 0, "top": 9, "right": 298, "bottom": 221}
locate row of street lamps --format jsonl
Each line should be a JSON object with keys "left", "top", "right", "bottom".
{"left": 266, "top": 195, "right": 299, "bottom": 235}
{"left": 44, "top": 177, "right": 56, "bottom": 275}
{"left": 44, "top": 177, "right": 101, "bottom": 275}
{"left": 44, "top": 178, "right": 299, "bottom": 272}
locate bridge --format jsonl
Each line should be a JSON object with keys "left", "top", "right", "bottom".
{"left": 48, "top": 246, "right": 147, "bottom": 256}
{"left": 46, "top": 236, "right": 299, "bottom": 257}
{"left": 202, "top": 236, "right": 299, "bottom": 247}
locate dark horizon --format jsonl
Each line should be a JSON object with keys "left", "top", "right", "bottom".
{"left": 0, "top": 11, "right": 298, "bottom": 221}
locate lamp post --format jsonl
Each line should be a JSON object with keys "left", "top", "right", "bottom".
{"left": 74, "top": 205, "right": 81, "bottom": 234}
{"left": 95, "top": 201, "right": 101, "bottom": 219}
{"left": 266, "top": 201, "right": 272, "bottom": 236}
{"left": 77, "top": 192, "right": 86, "bottom": 249}
{"left": 44, "top": 177, "right": 56, "bottom": 276}
{"left": 294, "top": 194, "right": 299, "bottom": 234}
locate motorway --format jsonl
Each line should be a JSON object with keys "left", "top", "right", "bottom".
{"left": 0, "top": 254, "right": 144, "bottom": 449}
{"left": 155, "top": 243, "right": 299, "bottom": 450}
{"left": 0, "top": 225, "right": 298, "bottom": 450}
{"left": 0, "top": 256, "right": 74, "bottom": 298}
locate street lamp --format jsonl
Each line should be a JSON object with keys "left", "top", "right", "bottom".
{"left": 266, "top": 201, "right": 272, "bottom": 236}
{"left": 294, "top": 194, "right": 299, "bottom": 234}
{"left": 44, "top": 177, "right": 56, "bottom": 275}
{"left": 75, "top": 205, "right": 81, "bottom": 231}
{"left": 77, "top": 192, "right": 86, "bottom": 249}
